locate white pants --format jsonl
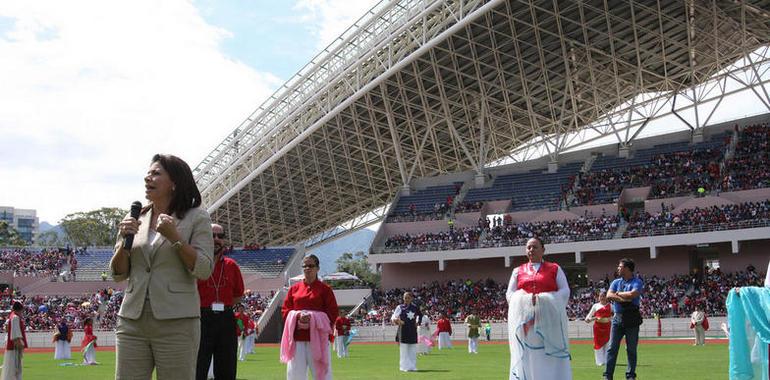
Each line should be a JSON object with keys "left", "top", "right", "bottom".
{"left": 399, "top": 343, "right": 417, "bottom": 371}
{"left": 238, "top": 337, "right": 248, "bottom": 361}
{"left": 1, "top": 349, "right": 22, "bottom": 380}
{"left": 287, "top": 341, "right": 333, "bottom": 380}
{"left": 54, "top": 340, "right": 72, "bottom": 360}
{"left": 83, "top": 345, "right": 97, "bottom": 365}
{"left": 334, "top": 336, "right": 348, "bottom": 358}
{"left": 594, "top": 343, "right": 608, "bottom": 366}
{"left": 694, "top": 325, "right": 706, "bottom": 345}
{"left": 438, "top": 332, "right": 452, "bottom": 349}
{"left": 468, "top": 337, "right": 478, "bottom": 353}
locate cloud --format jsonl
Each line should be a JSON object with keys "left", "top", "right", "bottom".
{"left": 0, "top": 1, "right": 282, "bottom": 223}
{"left": 293, "top": 0, "right": 380, "bottom": 50}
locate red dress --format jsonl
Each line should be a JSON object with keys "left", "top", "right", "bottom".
{"left": 82, "top": 324, "right": 97, "bottom": 348}
{"left": 592, "top": 304, "right": 612, "bottom": 349}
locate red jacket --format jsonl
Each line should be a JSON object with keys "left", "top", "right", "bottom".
{"left": 437, "top": 318, "right": 452, "bottom": 334}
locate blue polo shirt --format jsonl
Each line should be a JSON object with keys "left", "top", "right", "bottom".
{"left": 609, "top": 275, "right": 644, "bottom": 313}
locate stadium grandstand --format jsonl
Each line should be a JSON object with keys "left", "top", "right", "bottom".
{"left": 3, "top": 0, "right": 770, "bottom": 346}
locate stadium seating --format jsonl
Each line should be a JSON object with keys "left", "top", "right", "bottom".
{"left": 227, "top": 247, "right": 294, "bottom": 278}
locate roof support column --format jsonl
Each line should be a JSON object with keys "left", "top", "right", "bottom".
{"left": 380, "top": 84, "right": 411, "bottom": 191}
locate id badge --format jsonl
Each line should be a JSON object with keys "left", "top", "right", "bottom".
{"left": 212, "top": 302, "right": 225, "bottom": 312}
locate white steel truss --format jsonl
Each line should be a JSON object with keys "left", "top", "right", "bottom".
{"left": 195, "top": 0, "right": 770, "bottom": 247}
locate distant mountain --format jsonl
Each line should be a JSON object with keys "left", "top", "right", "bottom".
{"left": 38, "top": 222, "right": 64, "bottom": 235}
{"left": 309, "top": 228, "right": 377, "bottom": 275}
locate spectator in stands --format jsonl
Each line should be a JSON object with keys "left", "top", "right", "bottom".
{"left": 196, "top": 223, "right": 245, "bottom": 380}
{"left": 391, "top": 291, "right": 422, "bottom": 372}
{"left": 506, "top": 237, "right": 571, "bottom": 380}
{"left": 1, "top": 300, "right": 26, "bottom": 380}
{"left": 584, "top": 291, "right": 612, "bottom": 366}
{"left": 604, "top": 258, "right": 644, "bottom": 380}
{"left": 110, "top": 153, "right": 214, "bottom": 380}
{"left": 280, "top": 254, "right": 339, "bottom": 380}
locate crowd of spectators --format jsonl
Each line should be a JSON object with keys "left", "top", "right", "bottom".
{"left": 386, "top": 201, "right": 453, "bottom": 223}
{"left": 381, "top": 198, "right": 770, "bottom": 253}
{"left": 383, "top": 226, "right": 483, "bottom": 252}
{"left": 566, "top": 145, "right": 724, "bottom": 207}
{"left": 358, "top": 266, "right": 766, "bottom": 327}
{"left": 0, "top": 248, "right": 69, "bottom": 278}
{"left": 624, "top": 200, "right": 770, "bottom": 237}
{"left": 381, "top": 214, "right": 619, "bottom": 253}
{"left": 455, "top": 201, "right": 483, "bottom": 213}
{"left": 567, "top": 266, "right": 766, "bottom": 319}
{"left": 358, "top": 278, "right": 507, "bottom": 325}
{"left": 723, "top": 124, "right": 770, "bottom": 191}
{"left": 0, "top": 288, "right": 118, "bottom": 332}
{"left": 0, "top": 287, "right": 274, "bottom": 333}
{"left": 483, "top": 215, "right": 619, "bottom": 247}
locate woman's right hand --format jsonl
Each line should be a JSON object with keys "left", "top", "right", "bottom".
{"left": 118, "top": 217, "right": 141, "bottom": 237}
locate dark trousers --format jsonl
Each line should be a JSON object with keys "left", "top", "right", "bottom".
{"left": 196, "top": 309, "right": 238, "bottom": 380}
{"left": 603, "top": 314, "right": 639, "bottom": 380}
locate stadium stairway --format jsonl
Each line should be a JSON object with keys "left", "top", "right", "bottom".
{"left": 254, "top": 287, "right": 286, "bottom": 343}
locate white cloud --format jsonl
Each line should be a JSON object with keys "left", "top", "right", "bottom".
{"left": 0, "top": 1, "right": 282, "bottom": 223}
{"left": 294, "top": 0, "right": 380, "bottom": 50}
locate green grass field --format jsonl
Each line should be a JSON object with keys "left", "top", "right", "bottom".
{"left": 4, "top": 341, "right": 727, "bottom": 379}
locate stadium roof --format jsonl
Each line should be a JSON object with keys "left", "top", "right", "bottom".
{"left": 193, "top": 0, "right": 770, "bottom": 247}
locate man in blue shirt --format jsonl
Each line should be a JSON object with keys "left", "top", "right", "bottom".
{"left": 603, "top": 258, "right": 644, "bottom": 380}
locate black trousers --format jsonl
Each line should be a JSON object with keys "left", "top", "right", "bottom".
{"left": 196, "top": 308, "right": 238, "bottom": 380}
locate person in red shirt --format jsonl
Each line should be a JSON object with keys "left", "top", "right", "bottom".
{"left": 436, "top": 312, "right": 453, "bottom": 349}
{"left": 195, "top": 224, "right": 245, "bottom": 380}
{"left": 235, "top": 305, "right": 252, "bottom": 361}
{"left": 334, "top": 315, "right": 352, "bottom": 358}
{"left": 82, "top": 317, "right": 98, "bottom": 365}
{"left": 281, "top": 254, "right": 339, "bottom": 380}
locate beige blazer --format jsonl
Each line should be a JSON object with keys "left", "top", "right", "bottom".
{"left": 110, "top": 207, "right": 214, "bottom": 320}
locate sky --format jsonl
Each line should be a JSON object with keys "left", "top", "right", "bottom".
{"left": 0, "top": 0, "right": 379, "bottom": 225}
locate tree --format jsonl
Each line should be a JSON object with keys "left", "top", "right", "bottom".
{"left": 334, "top": 251, "right": 380, "bottom": 287}
{"left": 60, "top": 207, "right": 127, "bottom": 246}
{"left": 0, "top": 221, "right": 26, "bottom": 246}
{"left": 36, "top": 229, "right": 64, "bottom": 246}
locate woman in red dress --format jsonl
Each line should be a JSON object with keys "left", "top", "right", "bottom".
{"left": 82, "top": 318, "right": 98, "bottom": 365}
{"left": 585, "top": 291, "right": 612, "bottom": 366}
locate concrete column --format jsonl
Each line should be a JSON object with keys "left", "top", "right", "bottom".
{"left": 731, "top": 240, "right": 740, "bottom": 254}
{"left": 547, "top": 161, "right": 558, "bottom": 173}
{"left": 400, "top": 184, "right": 411, "bottom": 196}
{"left": 475, "top": 172, "right": 485, "bottom": 187}
{"left": 575, "top": 251, "right": 582, "bottom": 264}
{"left": 619, "top": 145, "right": 631, "bottom": 158}
{"left": 649, "top": 246, "right": 657, "bottom": 259}
{"left": 505, "top": 256, "right": 511, "bottom": 268}
{"left": 692, "top": 130, "right": 704, "bottom": 144}
{"left": 439, "top": 260, "right": 445, "bottom": 271}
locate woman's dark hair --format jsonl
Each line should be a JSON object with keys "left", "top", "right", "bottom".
{"left": 304, "top": 254, "right": 320, "bottom": 267}
{"left": 12, "top": 301, "right": 22, "bottom": 311}
{"left": 143, "top": 154, "right": 201, "bottom": 219}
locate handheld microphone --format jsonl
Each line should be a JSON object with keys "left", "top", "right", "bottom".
{"left": 124, "top": 201, "right": 142, "bottom": 250}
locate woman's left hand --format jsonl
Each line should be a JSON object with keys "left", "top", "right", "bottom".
{"left": 156, "top": 213, "right": 180, "bottom": 242}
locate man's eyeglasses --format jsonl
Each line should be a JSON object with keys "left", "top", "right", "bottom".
{"left": 301, "top": 264, "right": 317, "bottom": 269}
{"left": 213, "top": 232, "right": 226, "bottom": 239}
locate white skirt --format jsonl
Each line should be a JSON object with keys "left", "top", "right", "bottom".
{"left": 54, "top": 340, "right": 72, "bottom": 360}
